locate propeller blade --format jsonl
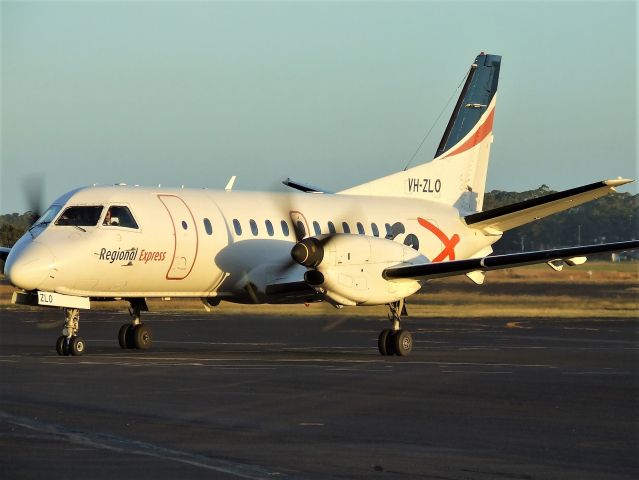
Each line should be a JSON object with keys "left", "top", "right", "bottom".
{"left": 21, "top": 174, "right": 45, "bottom": 222}
{"left": 269, "top": 181, "right": 365, "bottom": 277}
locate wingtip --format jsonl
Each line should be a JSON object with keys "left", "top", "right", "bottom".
{"left": 604, "top": 178, "right": 633, "bottom": 187}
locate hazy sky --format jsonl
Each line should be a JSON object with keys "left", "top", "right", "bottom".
{"left": 1, "top": 0, "right": 636, "bottom": 214}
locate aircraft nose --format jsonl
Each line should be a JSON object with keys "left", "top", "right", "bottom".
{"left": 4, "top": 242, "right": 55, "bottom": 291}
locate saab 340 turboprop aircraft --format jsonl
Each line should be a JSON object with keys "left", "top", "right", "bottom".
{"left": 2, "top": 53, "right": 637, "bottom": 357}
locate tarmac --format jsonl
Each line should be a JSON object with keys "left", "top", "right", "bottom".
{"left": 0, "top": 308, "right": 637, "bottom": 479}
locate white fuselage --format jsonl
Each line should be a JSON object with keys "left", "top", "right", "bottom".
{"left": 5, "top": 185, "right": 498, "bottom": 305}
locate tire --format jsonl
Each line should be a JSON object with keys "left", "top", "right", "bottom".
{"left": 394, "top": 330, "right": 413, "bottom": 357}
{"left": 118, "top": 324, "right": 131, "bottom": 349}
{"left": 132, "top": 324, "right": 153, "bottom": 350}
{"left": 378, "top": 329, "right": 395, "bottom": 356}
{"left": 56, "top": 336, "right": 69, "bottom": 356}
{"left": 68, "top": 336, "right": 85, "bottom": 356}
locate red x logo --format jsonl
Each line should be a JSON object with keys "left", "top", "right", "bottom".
{"left": 417, "top": 217, "right": 460, "bottom": 262}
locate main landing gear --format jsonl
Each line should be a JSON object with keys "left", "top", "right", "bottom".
{"left": 56, "top": 308, "right": 86, "bottom": 356}
{"left": 118, "top": 298, "right": 153, "bottom": 350}
{"left": 54, "top": 299, "right": 153, "bottom": 355}
{"left": 378, "top": 299, "right": 413, "bottom": 357}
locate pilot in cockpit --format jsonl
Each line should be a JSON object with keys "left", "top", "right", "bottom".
{"left": 103, "top": 208, "right": 119, "bottom": 226}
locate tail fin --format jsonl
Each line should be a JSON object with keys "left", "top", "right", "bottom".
{"left": 340, "top": 53, "right": 501, "bottom": 214}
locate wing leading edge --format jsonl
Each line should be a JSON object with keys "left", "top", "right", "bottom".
{"left": 383, "top": 240, "right": 639, "bottom": 281}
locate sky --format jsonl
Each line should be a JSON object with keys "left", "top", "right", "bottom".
{"left": 1, "top": 0, "right": 637, "bottom": 214}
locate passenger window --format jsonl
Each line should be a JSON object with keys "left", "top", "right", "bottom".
{"left": 385, "top": 223, "right": 392, "bottom": 237}
{"left": 313, "top": 221, "right": 321, "bottom": 236}
{"left": 203, "top": 218, "right": 213, "bottom": 235}
{"left": 57, "top": 206, "right": 103, "bottom": 227}
{"left": 250, "top": 219, "right": 258, "bottom": 236}
{"left": 265, "top": 220, "right": 274, "bottom": 236}
{"left": 281, "top": 220, "right": 290, "bottom": 237}
{"left": 371, "top": 223, "right": 379, "bottom": 237}
{"left": 102, "top": 206, "right": 139, "bottom": 229}
{"left": 233, "top": 219, "right": 242, "bottom": 236}
{"left": 404, "top": 234, "right": 419, "bottom": 251}
{"left": 357, "top": 222, "right": 365, "bottom": 235}
{"left": 327, "top": 221, "right": 336, "bottom": 234}
{"left": 342, "top": 222, "right": 351, "bottom": 234}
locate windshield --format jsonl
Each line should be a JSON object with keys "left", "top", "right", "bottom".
{"left": 102, "top": 206, "right": 139, "bottom": 229}
{"left": 32, "top": 205, "right": 62, "bottom": 228}
{"left": 55, "top": 206, "right": 104, "bottom": 227}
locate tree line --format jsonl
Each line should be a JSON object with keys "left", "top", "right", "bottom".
{"left": 1, "top": 187, "right": 637, "bottom": 254}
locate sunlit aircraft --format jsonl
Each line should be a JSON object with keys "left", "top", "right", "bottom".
{"left": 1, "top": 53, "right": 637, "bottom": 357}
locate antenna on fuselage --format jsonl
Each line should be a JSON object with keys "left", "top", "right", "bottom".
{"left": 225, "top": 176, "right": 237, "bottom": 191}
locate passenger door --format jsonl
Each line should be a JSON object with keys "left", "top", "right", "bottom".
{"left": 158, "top": 195, "right": 198, "bottom": 280}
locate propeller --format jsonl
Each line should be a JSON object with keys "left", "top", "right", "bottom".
{"left": 271, "top": 177, "right": 369, "bottom": 282}
{"left": 291, "top": 236, "right": 326, "bottom": 267}
{"left": 21, "top": 174, "right": 46, "bottom": 223}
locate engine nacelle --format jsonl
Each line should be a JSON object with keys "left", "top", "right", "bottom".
{"left": 301, "top": 234, "right": 424, "bottom": 306}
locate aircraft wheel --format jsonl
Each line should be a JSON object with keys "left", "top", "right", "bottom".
{"left": 118, "top": 324, "right": 132, "bottom": 349}
{"left": 132, "top": 324, "right": 153, "bottom": 350}
{"left": 378, "top": 329, "right": 395, "bottom": 356}
{"left": 394, "top": 330, "right": 413, "bottom": 357}
{"left": 68, "top": 336, "right": 85, "bottom": 356}
{"left": 56, "top": 336, "right": 69, "bottom": 356}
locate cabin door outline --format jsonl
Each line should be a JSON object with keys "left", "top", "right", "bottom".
{"left": 158, "top": 195, "right": 199, "bottom": 280}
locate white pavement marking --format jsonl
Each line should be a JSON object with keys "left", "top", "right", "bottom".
{"left": 441, "top": 370, "right": 513, "bottom": 375}
{"left": 561, "top": 371, "right": 631, "bottom": 376}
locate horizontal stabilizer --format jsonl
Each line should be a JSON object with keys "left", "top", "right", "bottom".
{"left": 383, "top": 240, "right": 639, "bottom": 281}
{"left": 465, "top": 179, "right": 632, "bottom": 233}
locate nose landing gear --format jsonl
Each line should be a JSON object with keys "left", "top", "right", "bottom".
{"left": 118, "top": 298, "right": 153, "bottom": 350}
{"left": 55, "top": 308, "right": 85, "bottom": 356}
{"left": 378, "top": 299, "right": 413, "bottom": 357}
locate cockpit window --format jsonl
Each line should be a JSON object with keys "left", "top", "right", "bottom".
{"left": 103, "top": 206, "right": 139, "bottom": 229}
{"left": 33, "top": 204, "right": 62, "bottom": 227}
{"left": 55, "top": 206, "right": 103, "bottom": 226}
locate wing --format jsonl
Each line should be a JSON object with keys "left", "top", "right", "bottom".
{"left": 383, "top": 240, "right": 639, "bottom": 281}
{"left": 464, "top": 179, "right": 632, "bottom": 234}
{"left": 265, "top": 281, "right": 323, "bottom": 304}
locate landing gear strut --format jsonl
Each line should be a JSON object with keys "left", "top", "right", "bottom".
{"left": 55, "top": 308, "right": 86, "bottom": 356}
{"left": 118, "top": 298, "right": 153, "bottom": 350}
{"left": 378, "top": 299, "right": 413, "bottom": 357}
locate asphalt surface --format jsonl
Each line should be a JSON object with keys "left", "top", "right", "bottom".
{"left": 0, "top": 308, "right": 637, "bottom": 479}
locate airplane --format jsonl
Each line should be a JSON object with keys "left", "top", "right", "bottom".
{"left": 1, "top": 52, "right": 637, "bottom": 357}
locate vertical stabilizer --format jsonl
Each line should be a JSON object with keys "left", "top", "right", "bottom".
{"left": 340, "top": 53, "right": 501, "bottom": 214}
